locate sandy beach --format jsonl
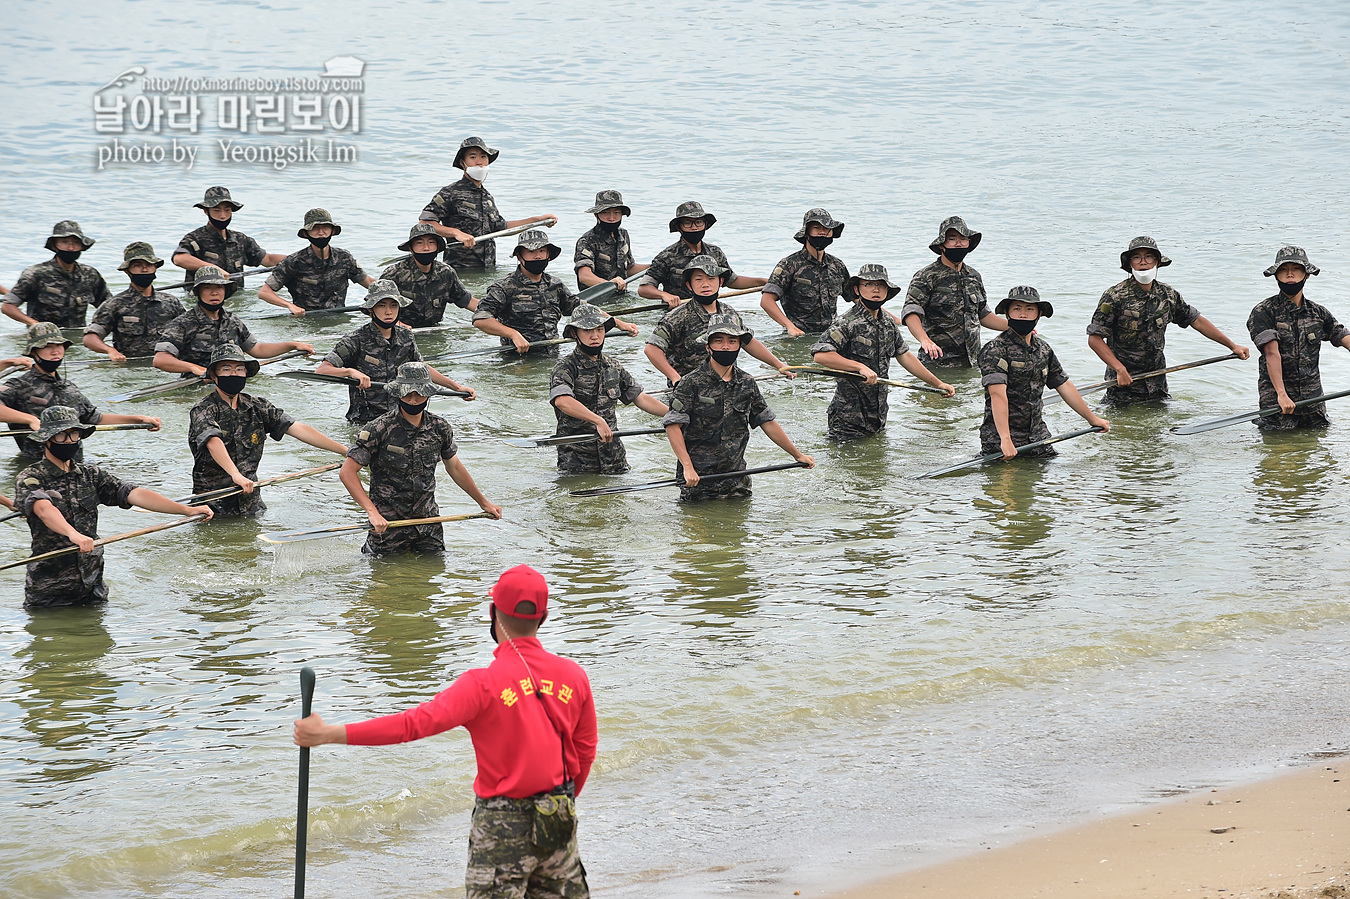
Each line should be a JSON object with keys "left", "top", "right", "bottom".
{"left": 827, "top": 763, "right": 1349, "bottom": 899}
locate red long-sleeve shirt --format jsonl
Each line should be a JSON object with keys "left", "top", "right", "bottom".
{"left": 345, "top": 637, "right": 597, "bottom": 799}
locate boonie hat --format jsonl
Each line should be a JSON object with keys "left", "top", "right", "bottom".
{"left": 361, "top": 279, "right": 412, "bottom": 310}
{"left": 398, "top": 222, "right": 447, "bottom": 253}
{"left": 928, "top": 216, "right": 982, "bottom": 254}
{"left": 1119, "top": 236, "right": 1172, "bottom": 272}
{"left": 793, "top": 207, "right": 845, "bottom": 243}
{"left": 35, "top": 405, "right": 96, "bottom": 444}
{"left": 668, "top": 201, "right": 717, "bottom": 233}
{"left": 682, "top": 254, "right": 730, "bottom": 284}
{"left": 489, "top": 564, "right": 549, "bottom": 619}
{"left": 297, "top": 208, "right": 342, "bottom": 238}
{"left": 194, "top": 186, "right": 243, "bottom": 211}
{"left": 117, "top": 241, "right": 164, "bottom": 271}
{"left": 26, "top": 321, "right": 72, "bottom": 355}
{"left": 385, "top": 361, "right": 435, "bottom": 398}
{"left": 207, "top": 342, "right": 260, "bottom": 377}
{"left": 453, "top": 136, "right": 500, "bottom": 170}
{"left": 995, "top": 285, "right": 1054, "bottom": 318}
{"left": 44, "top": 220, "right": 96, "bottom": 252}
{"left": 585, "top": 190, "right": 631, "bottom": 216}
{"left": 844, "top": 263, "right": 902, "bottom": 300}
{"left": 192, "top": 265, "right": 234, "bottom": 291}
{"left": 512, "top": 230, "right": 561, "bottom": 260}
{"left": 1264, "top": 245, "right": 1320, "bottom": 277}
{"left": 563, "top": 303, "right": 615, "bottom": 339}
{"left": 705, "top": 310, "right": 753, "bottom": 343}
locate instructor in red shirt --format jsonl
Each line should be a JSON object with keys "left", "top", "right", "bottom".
{"left": 294, "top": 565, "right": 597, "bottom": 898}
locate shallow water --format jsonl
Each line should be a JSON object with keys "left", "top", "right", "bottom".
{"left": 3, "top": 2, "right": 1350, "bottom": 897}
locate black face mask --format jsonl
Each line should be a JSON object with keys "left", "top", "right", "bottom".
{"left": 209, "top": 216, "right": 231, "bottom": 231}
{"left": 578, "top": 340, "right": 603, "bottom": 357}
{"left": 807, "top": 235, "right": 834, "bottom": 251}
{"left": 372, "top": 309, "right": 399, "bottom": 328}
{"left": 1009, "top": 317, "right": 1038, "bottom": 336}
{"left": 307, "top": 236, "right": 331, "bottom": 250}
{"left": 860, "top": 298, "right": 887, "bottom": 311}
{"left": 55, "top": 249, "right": 82, "bottom": 264}
{"left": 943, "top": 246, "right": 971, "bottom": 264}
{"left": 521, "top": 258, "right": 549, "bottom": 275}
{"left": 49, "top": 440, "right": 81, "bottom": 462}
{"left": 36, "top": 357, "right": 62, "bottom": 373}
{"left": 710, "top": 347, "right": 740, "bottom": 366}
{"left": 412, "top": 250, "right": 439, "bottom": 266}
{"left": 215, "top": 375, "right": 248, "bottom": 396}
{"left": 597, "top": 219, "right": 622, "bottom": 234}
{"left": 489, "top": 606, "right": 499, "bottom": 644}
{"left": 129, "top": 272, "right": 157, "bottom": 288}
{"left": 197, "top": 297, "right": 225, "bottom": 313}
{"left": 399, "top": 398, "right": 428, "bottom": 416}
{"left": 1277, "top": 278, "right": 1305, "bottom": 297}
{"left": 681, "top": 229, "right": 705, "bottom": 247}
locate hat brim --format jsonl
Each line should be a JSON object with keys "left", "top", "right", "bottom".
{"left": 28, "top": 337, "right": 73, "bottom": 355}
{"left": 1264, "top": 261, "right": 1320, "bottom": 277}
{"left": 995, "top": 297, "right": 1054, "bottom": 318}
{"left": 929, "top": 232, "right": 983, "bottom": 254}
{"left": 586, "top": 203, "right": 631, "bottom": 216}
{"left": 385, "top": 380, "right": 435, "bottom": 398}
{"left": 39, "top": 422, "right": 97, "bottom": 443}
{"left": 793, "top": 220, "right": 846, "bottom": 243}
{"left": 513, "top": 244, "right": 562, "bottom": 261}
{"left": 844, "top": 276, "right": 901, "bottom": 300}
{"left": 194, "top": 201, "right": 244, "bottom": 211}
{"left": 117, "top": 256, "right": 165, "bottom": 271}
{"left": 298, "top": 223, "right": 342, "bottom": 238}
{"left": 1119, "top": 250, "right": 1172, "bottom": 272}
{"left": 453, "top": 145, "right": 501, "bottom": 169}
{"left": 361, "top": 290, "right": 413, "bottom": 309}
{"left": 668, "top": 214, "right": 717, "bottom": 233}
{"left": 564, "top": 316, "right": 615, "bottom": 337}
{"left": 45, "top": 234, "right": 96, "bottom": 251}
{"left": 398, "top": 232, "right": 448, "bottom": 253}
{"left": 210, "top": 358, "right": 261, "bottom": 377}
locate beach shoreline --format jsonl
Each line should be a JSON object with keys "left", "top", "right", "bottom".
{"left": 824, "top": 761, "right": 1349, "bottom": 899}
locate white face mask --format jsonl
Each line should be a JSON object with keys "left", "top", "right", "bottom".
{"left": 464, "top": 165, "right": 489, "bottom": 182}
{"left": 1131, "top": 266, "right": 1157, "bottom": 285}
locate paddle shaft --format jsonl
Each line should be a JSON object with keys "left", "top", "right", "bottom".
{"left": 507, "top": 426, "right": 666, "bottom": 448}
{"left": 295, "top": 666, "right": 316, "bottom": 899}
{"left": 252, "top": 304, "right": 365, "bottom": 321}
{"left": 1172, "top": 386, "right": 1350, "bottom": 435}
{"left": 169, "top": 461, "right": 344, "bottom": 505}
{"left": 3, "top": 422, "right": 156, "bottom": 438}
{"left": 569, "top": 460, "right": 808, "bottom": 497}
{"left": 1045, "top": 352, "right": 1239, "bottom": 405}
{"left": 604, "top": 302, "right": 667, "bottom": 316}
{"left": 0, "top": 513, "right": 206, "bottom": 571}
{"left": 260, "top": 511, "right": 494, "bottom": 544}
{"left": 378, "top": 220, "right": 558, "bottom": 266}
{"left": 425, "top": 331, "right": 628, "bottom": 364}
{"left": 718, "top": 286, "right": 764, "bottom": 299}
{"left": 650, "top": 371, "right": 785, "bottom": 401}
{"left": 157, "top": 265, "right": 274, "bottom": 292}
{"left": 274, "top": 371, "right": 469, "bottom": 396}
{"left": 912, "top": 426, "right": 1106, "bottom": 480}
{"left": 109, "top": 348, "right": 313, "bottom": 402}
{"left": 785, "top": 366, "right": 948, "bottom": 395}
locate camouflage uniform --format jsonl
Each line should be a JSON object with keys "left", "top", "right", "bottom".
{"left": 550, "top": 347, "right": 644, "bottom": 474}
{"left": 662, "top": 358, "right": 776, "bottom": 501}
{"left": 156, "top": 306, "right": 258, "bottom": 367}
{"left": 86, "top": 286, "right": 185, "bottom": 358}
{"left": 263, "top": 246, "right": 368, "bottom": 310}
{"left": 763, "top": 248, "right": 850, "bottom": 332}
{"left": 15, "top": 455, "right": 136, "bottom": 609}
{"left": 640, "top": 240, "right": 736, "bottom": 304}
{"left": 1087, "top": 279, "right": 1199, "bottom": 403}
{"left": 379, "top": 256, "right": 474, "bottom": 327}
{"left": 175, "top": 224, "right": 266, "bottom": 281}
{"left": 573, "top": 223, "right": 635, "bottom": 287}
{"left": 188, "top": 389, "right": 295, "bottom": 516}
{"left": 324, "top": 319, "right": 425, "bottom": 424}
{"left": 810, "top": 304, "right": 911, "bottom": 440}
{"left": 8, "top": 258, "right": 112, "bottom": 328}
{"left": 347, "top": 408, "right": 460, "bottom": 554}
{"left": 465, "top": 792, "right": 589, "bottom": 899}
{"left": 900, "top": 259, "right": 990, "bottom": 367}
{"left": 1247, "top": 294, "right": 1350, "bottom": 430}
{"left": 0, "top": 370, "right": 103, "bottom": 461}
{"left": 978, "top": 328, "right": 1068, "bottom": 456}
{"left": 474, "top": 271, "right": 579, "bottom": 345}
{"left": 420, "top": 178, "right": 507, "bottom": 269}
{"left": 647, "top": 299, "right": 749, "bottom": 379}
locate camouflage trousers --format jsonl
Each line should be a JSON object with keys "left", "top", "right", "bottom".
{"left": 979, "top": 419, "right": 1056, "bottom": 458}
{"left": 465, "top": 792, "right": 588, "bottom": 899}
{"left": 25, "top": 551, "right": 108, "bottom": 609}
{"left": 1256, "top": 382, "right": 1330, "bottom": 431}
{"left": 361, "top": 521, "right": 445, "bottom": 556}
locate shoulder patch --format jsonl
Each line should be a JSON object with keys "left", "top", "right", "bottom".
{"left": 22, "top": 478, "right": 39, "bottom": 486}
{"left": 357, "top": 430, "right": 371, "bottom": 441}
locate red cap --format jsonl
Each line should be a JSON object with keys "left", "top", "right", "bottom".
{"left": 489, "top": 565, "right": 549, "bottom": 619}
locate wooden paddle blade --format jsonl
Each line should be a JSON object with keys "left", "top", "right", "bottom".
{"left": 911, "top": 426, "right": 1105, "bottom": 480}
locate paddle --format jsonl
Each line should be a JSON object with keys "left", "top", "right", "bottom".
{"left": 274, "top": 371, "right": 470, "bottom": 397}
{"left": 1171, "top": 387, "right": 1350, "bottom": 435}
{"left": 64, "top": 355, "right": 154, "bottom": 367}
{"left": 1044, "top": 352, "right": 1240, "bottom": 406}
{"left": 3, "top": 422, "right": 157, "bottom": 439}
{"left": 250, "top": 303, "right": 365, "bottom": 321}
{"left": 405, "top": 282, "right": 625, "bottom": 337}
{"left": 604, "top": 302, "right": 667, "bottom": 316}
{"left": 718, "top": 286, "right": 764, "bottom": 299}
{"left": 784, "top": 365, "right": 951, "bottom": 395}
{"left": 648, "top": 371, "right": 785, "bottom": 401}
{"left": 569, "top": 460, "right": 809, "bottom": 497}
{"left": 148, "top": 461, "right": 345, "bottom": 509}
{"left": 505, "top": 426, "right": 666, "bottom": 449}
{"left": 106, "top": 348, "right": 314, "bottom": 403}
{"left": 157, "top": 265, "right": 274, "bottom": 292}
{"left": 910, "top": 426, "right": 1106, "bottom": 480}
{"left": 378, "top": 219, "right": 558, "bottom": 266}
{"left": 0, "top": 513, "right": 207, "bottom": 572}
{"left": 258, "top": 511, "right": 495, "bottom": 544}
{"left": 295, "top": 666, "right": 315, "bottom": 899}
{"left": 423, "top": 331, "right": 631, "bottom": 364}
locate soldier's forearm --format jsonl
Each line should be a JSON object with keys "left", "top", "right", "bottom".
{"left": 1, "top": 303, "right": 36, "bottom": 326}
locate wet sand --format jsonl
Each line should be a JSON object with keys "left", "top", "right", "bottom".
{"left": 827, "top": 763, "right": 1349, "bottom": 899}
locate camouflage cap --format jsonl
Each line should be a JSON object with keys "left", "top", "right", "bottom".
{"left": 35, "top": 405, "right": 96, "bottom": 444}
{"left": 668, "top": 201, "right": 717, "bottom": 233}
{"left": 995, "top": 285, "right": 1054, "bottom": 318}
{"left": 793, "top": 207, "right": 846, "bottom": 243}
{"left": 844, "top": 263, "right": 902, "bottom": 300}
{"left": 385, "top": 361, "right": 435, "bottom": 398}
{"left": 705, "top": 310, "right": 754, "bottom": 343}
{"left": 194, "top": 186, "right": 243, "bottom": 211}
{"left": 928, "top": 216, "right": 983, "bottom": 254}
{"left": 25, "top": 321, "right": 73, "bottom": 355}
{"left": 563, "top": 303, "right": 616, "bottom": 339}
{"left": 511, "top": 230, "right": 562, "bottom": 260}
{"left": 117, "top": 241, "right": 165, "bottom": 271}
{"left": 297, "top": 207, "right": 342, "bottom": 238}
{"left": 397, "top": 222, "right": 447, "bottom": 253}
{"left": 207, "top": 342, "right": 260, "bottom": 377}
{"left": 682, "top": 254, "right": 731, "bottom": 284}
{"left": 360, "top": 278, "right": 412, "bottom": 310}
{"left": 44, "top": 220, "right": 96, "bottom": 252}
{"left": 1119, "top": 236, "right": 1173, "bottom": 272}
{"left": 1264, "top": 245, "right": 1320, "bottom": 278}
{"left": 453, "top": 136, "right": 500, "bottom": 170}
{"left": 585, "top": 189, "right": 631, "bottom": 216}
{"left": 192, "top": 265, "right": 234, "bottom": 291}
